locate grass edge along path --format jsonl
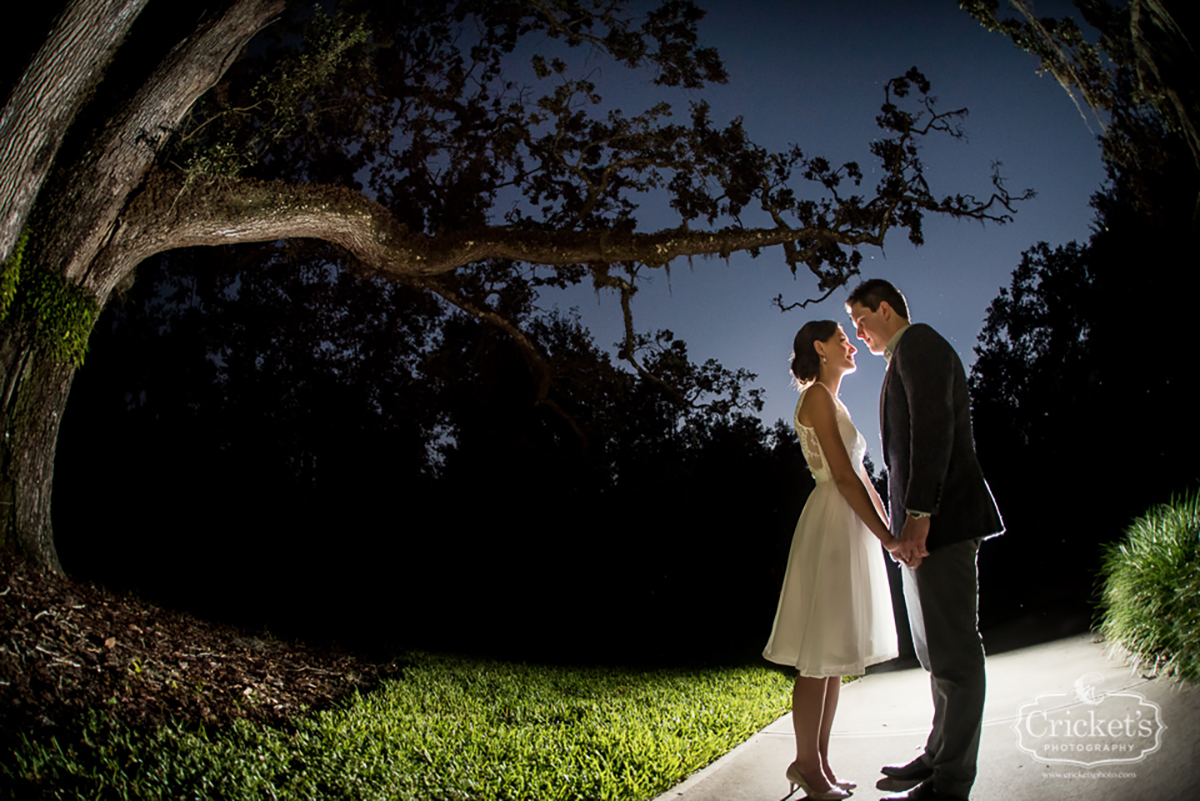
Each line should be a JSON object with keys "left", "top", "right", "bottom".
{"left": 3, "top": 652, "right": 794, "bottom": 800}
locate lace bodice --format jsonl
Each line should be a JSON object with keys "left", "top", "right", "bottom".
{"left": 793, "top": 387, "right": 867, "bottom": 484}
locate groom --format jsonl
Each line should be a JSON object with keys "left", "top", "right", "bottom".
{"left": 846, "top": 279, "right": 1004, "bottom": 801}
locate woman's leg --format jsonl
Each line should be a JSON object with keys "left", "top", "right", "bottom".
{"left": 791, "top": 675, "right": 836, "bottom": 793}
{"left": 818, "top": 677, "right": 842, "bottom": 783}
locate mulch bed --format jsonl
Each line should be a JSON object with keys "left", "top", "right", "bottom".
{"left": 1, "top": 549, "right": 392, "bottom": 749}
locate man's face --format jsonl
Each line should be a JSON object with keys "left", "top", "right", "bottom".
{"left": 848, "top": 301, "right": 891, "bottom": 356}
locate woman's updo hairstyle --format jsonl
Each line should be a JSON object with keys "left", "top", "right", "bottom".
{"left": 791, "top": 320, "right": 839, "bottom": 386}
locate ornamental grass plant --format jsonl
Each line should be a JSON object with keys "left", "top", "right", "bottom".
{"left": 1097, "top": 487, "right": 1200, "bottom": 682}
{"left": 2, "top": 653, "right": 792, "bottom": 800}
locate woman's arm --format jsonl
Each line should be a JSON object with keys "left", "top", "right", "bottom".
{"left": 801, "top": 385, "right": 897, "bottom": 550}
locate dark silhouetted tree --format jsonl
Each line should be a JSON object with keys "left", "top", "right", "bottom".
{"left": 58, "top": 240, "right": 808, "bottom": 657}
{"left": 964, "top": 0, "right": 1199, "bottom": 620}
{"left": 962, "top": 0, "right": 1200, "bottom": 218}
{"left": 969, "top": 170, "right": 1199, "bottom": 615}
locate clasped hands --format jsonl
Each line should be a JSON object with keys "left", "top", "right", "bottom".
{"left": 887, "top": 514, "right": 931, "bottom": 568}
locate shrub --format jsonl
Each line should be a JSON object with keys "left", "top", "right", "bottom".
{"left": 1097, "top": 488, "right": 1200, "bottom": 682}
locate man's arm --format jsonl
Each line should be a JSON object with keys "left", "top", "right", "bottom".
{"left": 897, "top": 325, "right": 958, "bottom": 516}
{"left": 894, "top": 514, "right": 931, "bottom": 568}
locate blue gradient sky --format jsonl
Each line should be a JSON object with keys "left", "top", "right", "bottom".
{"left": 550, "top": 0, "right": 1105, "bottom": 454}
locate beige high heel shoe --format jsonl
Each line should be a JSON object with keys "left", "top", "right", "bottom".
{"left": 785, "top": 763, "right": 851, "bottom": 799}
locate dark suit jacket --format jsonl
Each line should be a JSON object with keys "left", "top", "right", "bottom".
{"left": 881, "top": 323, "right": 1004, "bottom": 550}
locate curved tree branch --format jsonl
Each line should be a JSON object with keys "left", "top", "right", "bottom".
{"left": 772, "top": 283, "right": 840, "bottom": 312}
{"left": 40, "top": 0, "right": 286, "bottom": 289}
{"left": 111, "top": 164, "right": 1023, "bottom": 297}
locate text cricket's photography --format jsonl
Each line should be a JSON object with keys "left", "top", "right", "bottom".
{"left": 1012, "top": 672, "right": 1166, "bottom": 768}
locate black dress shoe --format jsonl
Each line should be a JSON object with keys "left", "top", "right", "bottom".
{"left": 880, "top": 778, "right": 969, "bottom": 801}
{"left": 875, "top": 756, "right": 933, "bottom": 791}
{"left": 881, "top": 756, "right": 933, "bottom": 781}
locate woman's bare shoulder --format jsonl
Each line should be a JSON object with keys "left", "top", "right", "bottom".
{"left": 797, "top": 383, "right": 835, "bottom": 427}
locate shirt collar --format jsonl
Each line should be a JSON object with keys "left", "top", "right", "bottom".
{"left": 883, "top": 323, "right": 911, "bottom": 366}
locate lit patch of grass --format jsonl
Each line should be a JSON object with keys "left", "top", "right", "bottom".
{"left": 1097, "top": 488, "right": 1200, "bottom": 682}
{"left": 1, "top": 654, "right": 793, "bottom": 799}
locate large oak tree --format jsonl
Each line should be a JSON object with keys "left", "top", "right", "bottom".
{"left": 1, "top": 0, "right": 1025, "bottom": 573}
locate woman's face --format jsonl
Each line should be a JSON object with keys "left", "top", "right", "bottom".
{"left": 819, "top": 325, "right": 857, "bottom": 373}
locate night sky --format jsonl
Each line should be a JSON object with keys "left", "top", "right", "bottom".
{"left": 549, "top": 0, "right": 1105, "bottom": 452}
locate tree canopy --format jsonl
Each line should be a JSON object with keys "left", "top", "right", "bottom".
{"left": 1, "top": 0, "right": 1029, "bottom": 573}
{"left": 961, "top": 0, "right": 1199, "bottom": 216}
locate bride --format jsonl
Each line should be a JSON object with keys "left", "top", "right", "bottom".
{"left": 763, "top": 320, "right": 900, "bottom": 799}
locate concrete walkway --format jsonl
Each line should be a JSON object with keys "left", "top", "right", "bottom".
{"left": 654, "top": 624, "right": 1200, "bottom": 801}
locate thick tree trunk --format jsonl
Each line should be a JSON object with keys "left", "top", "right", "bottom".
{"left": 0, "top": 0, "right": 283, "bottom": 573}
{"left": 0, "top": 332, "right": 76, "bottom": 573}
{"left": 0, "top": 0, "right": 149, "bottom": 265}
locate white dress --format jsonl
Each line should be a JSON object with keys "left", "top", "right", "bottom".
{"left": 762, "top": 388, "right": 899, "bottom": 676}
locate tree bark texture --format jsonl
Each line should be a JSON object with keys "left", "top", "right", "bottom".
{"left": 0, "top": 331, "right": 75, "bottom": 573}
{"left": 107, "top": 172, "right": 870, "bottom": 285}
{"left": 41, "top": 0, "right": 286, "bottom": 297}
{"left": 0, "top": 0, "right": 148, "bottom": 266}
{"left": 1, "top": 0, "right": 284, "bottom": 572}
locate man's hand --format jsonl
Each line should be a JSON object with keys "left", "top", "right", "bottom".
{"left": 892, "top": 514, "right": 931, "bottom": 568}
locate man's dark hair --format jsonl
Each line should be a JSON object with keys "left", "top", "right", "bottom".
{"left": 846, "top": 279, "right": 910, "bottom": 319}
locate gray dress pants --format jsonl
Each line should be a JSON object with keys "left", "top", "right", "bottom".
{"left": 901, "top": 537, "right": 985, "bottom": 798}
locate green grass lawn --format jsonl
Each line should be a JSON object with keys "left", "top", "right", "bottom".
{"left": 3, "top": 653, "right": 794, "bottom": 800}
